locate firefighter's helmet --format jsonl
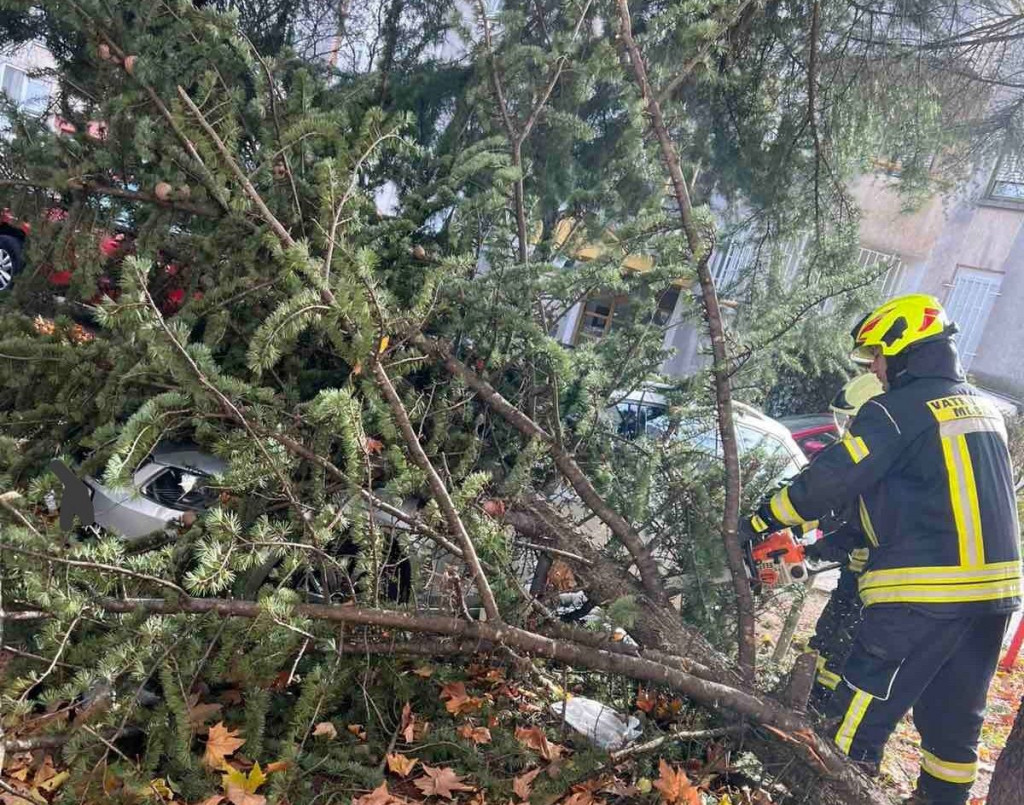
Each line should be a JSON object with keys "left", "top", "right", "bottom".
{"left": 850, "top": 294, "right": 955, "bottom": 364}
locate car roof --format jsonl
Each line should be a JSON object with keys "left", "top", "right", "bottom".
{"left": 151, "top": 444, "right": 228, "bottom": 476}
{"left": 778, "top": 414, "right": 835, "bottom": 434}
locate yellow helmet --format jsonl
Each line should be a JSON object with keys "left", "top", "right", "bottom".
{"left": 850, "top": 294, "right": 954, "bottom": 364}
{"left": 830, "top": 372, "right": 884, "bottom": 433}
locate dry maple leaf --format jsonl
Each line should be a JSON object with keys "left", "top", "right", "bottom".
{"left": 440, "top": 681, "right": 484, "bottom": 715}
{"left": 457, "top": 725, "right": 492, "bottom": 745}
{"left": 546, "top": 560, "right": 577, "bottom": 591}
{"left": 635, "top": 688, "right": 656, "bottom": 714}
{"left": 312, "top": 722, "right": 338, "bottom": 740}
{"left": 653, "top": 759, "right": 700, "bottom": 805}
{"left": 413, "top": 765, "right": 476, "bottom": 800}
{"left": 512, "top": 768, "right": 542, "bottom": 801}
{"left": 353, "top": 782, "right": 399, "bottom": 805}
{"left": 188, "top": 693, "right": 224, "bottom": 727}
{"left": 347, "top": 724, "right": 368, "bottom": 741}
{"left": 481, "top": 499, "right": 506, "bottom": 517}
{"left": 204, "top": 723, "right": 246, "bottom": 770}
{"left": 515, "top": 726, "right": 564, "bottom": 762}
{"left": 363, "top": 436, "right": 384, "bottom": 455}
{"left": 400, "top": 702, "right": 416, "bottom": 742}
{"left": 386, "top": 753, "right": 418, "bottom": 777}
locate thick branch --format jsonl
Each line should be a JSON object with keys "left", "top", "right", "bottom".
{"left": 413, "top": 334, "right": 667, "bottom": 606}
{"left": 177, "top": 87, "right": 296, "bottom": 248}
{"left": 371, "top": 360, "right": 501, "bottom": 622}
{"left": 0, "top": 179, "right": 220, "bottom": 217}
{"left": 91, "top": 594, "right": 889, "bottom": 804}
{"left": 615, "top": 0, "right": 755, "bottom": 682}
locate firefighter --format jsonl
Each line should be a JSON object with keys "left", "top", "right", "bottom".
{"left": 743, "top": 294, "right": 1022, "bottom": 805}
{"left": 804, "top": 372, "right": 884, "bottom": 712}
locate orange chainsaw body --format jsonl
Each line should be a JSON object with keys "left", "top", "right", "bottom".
{"left": 751, "top": 529, "right": 808, "bottom": 587}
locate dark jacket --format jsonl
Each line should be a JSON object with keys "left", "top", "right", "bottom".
{"left": 768, "top": 340, "right": 1022, "bottom": 616}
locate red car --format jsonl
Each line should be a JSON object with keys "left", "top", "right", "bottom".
{"left": 0, "top": 208, "right": 31, "bottom": 291}
{"left": 778, "top": 413, "right": 840, "bottom": 459}
{"left": 0, "top": 206, "right": 197, "bottom": 316}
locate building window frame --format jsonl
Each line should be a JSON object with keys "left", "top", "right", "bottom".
{"left": 0, "top": 62, "right": 52, "bottom": 119}
{"left": 571, "top": 287, "right": 681, "bottom": 346}
{"left": 984, "top": 149, "right": 1024, "bottom": 207}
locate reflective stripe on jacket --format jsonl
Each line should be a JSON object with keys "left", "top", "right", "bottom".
{"left": 768, "top": 378, "right": 1022, "bottom": 616}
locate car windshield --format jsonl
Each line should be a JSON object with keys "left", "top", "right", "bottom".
{"left": 633, "top": 409, "right": 803, "bottom": 482}
{"left": 146, "top": 467, "right": 218, "bottom": 510}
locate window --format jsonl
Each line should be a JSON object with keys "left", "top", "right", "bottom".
{"left": 573, "top": 287, "right": 680, "bottom": 344}
{"left": 857, "top": 247, "right": 904, "bottom": 299}
{"left": 0, "top": 63, "right": 52, "bottom": 121}
{"left": 988, "top": 151, "right": 1024, "bottom": 202}
{"left": 944, "top": 266, "right": 1002, "bottom": 370}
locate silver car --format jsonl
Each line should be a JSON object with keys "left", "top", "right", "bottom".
{"left": 85, "top": 445, "right": 226, "bottom": 541}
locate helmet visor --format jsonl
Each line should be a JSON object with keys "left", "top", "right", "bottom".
{"left": 850, "top": 344, "right": 878, "bottom": 366}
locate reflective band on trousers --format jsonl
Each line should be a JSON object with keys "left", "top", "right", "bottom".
{"left": 834, "top": 689, "right": 873, "bottom": 753}
{"left": 921, "top": 751, "right": 978, "bottom": 785}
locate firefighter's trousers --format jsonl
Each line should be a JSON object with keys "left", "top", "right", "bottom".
{"left": 826, "top": 605, "right": 1010, "bottom": 804}
{"left": 808, "top": 566, "right": 862, "bottom": 713}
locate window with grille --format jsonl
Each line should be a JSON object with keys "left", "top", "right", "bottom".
{"left": 857, "top": 247, "right": 904, "bottom": 298}
{"left": 944, "top": 267, "right": 1002, "bottom": 370}
{"left": 989, "top": 151, "right": 1024, "bottom": 202}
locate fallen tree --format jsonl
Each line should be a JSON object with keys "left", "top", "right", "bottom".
{"left": 3, "top": 1, "right": 1015, "bottom": 803}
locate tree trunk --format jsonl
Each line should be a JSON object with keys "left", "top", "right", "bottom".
{"left": 988, "top": 698, "right": 1024, "bottom": 805}
{"left": 614, "top": 0, "right": 756, "bottom": 682}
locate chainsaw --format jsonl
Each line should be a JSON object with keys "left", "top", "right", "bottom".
{"left": 741, "top": 526, "right": 838, "bottom": 593}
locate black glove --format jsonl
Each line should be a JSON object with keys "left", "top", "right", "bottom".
{"left": 804, "top": 539, "right": 827, "bottom": 562}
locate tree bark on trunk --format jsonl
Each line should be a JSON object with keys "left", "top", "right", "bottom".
{"left": 988, "top": 698, "right": 1024, "bottom": 805}
{"left": 614, "top": 0, "right": 756, "bottom": 682}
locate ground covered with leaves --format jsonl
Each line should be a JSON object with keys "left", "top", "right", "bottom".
{"left": 1, "top": 649, "right": 783, "bottom": 805}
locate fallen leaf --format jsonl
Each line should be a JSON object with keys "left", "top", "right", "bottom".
{"left": 412, "top": 665, "right": 434, "bottom": 678}
{"left": 379, "top": 336, "right": 390, "bottom": 354}
{"left": 653, "top": 759, "right": 700, "bottom": 805}
{"left": 636, "top": 688, "right": 656, "bottom": 713}
{"left": 145, "top": 778, "right": 174, "bottom": 800}
{"left": 637, "top": 778, "right": 652, "bottom": 795}
{"left": 400, "top": 702, "right": 415, "bottom": 742}
{"left": 188, "top": 693, "right": 224, "bottom": 727}
{"left": 222, "top": 762, "right": 267, "bottom": 797}
{"left": 386, "top": 753, "right": 418, "bottom": 777}
{"left": 481, "top": 499, "right": 506, "bottom": 518}
{"left": 198, "top": 797, "right": 225, "bottom": 805}
{"left": 204, "top": 723, "right": 246, "bottom": 770}
{"left": 347, "top": 724, "right": 367, "bottom": 741}
{"left": 312, "top": 722, "right": 338, "bottom": 740}
{"left": 353, "top": 783, "right": 398, "bottom": 805}
{"left": 440, "top": 681, "right": 484, "bottom": 715}
{"left": 546, "top": 560, "right": 576, "bottom": 591}
{"left": 515, "top": 726, "right": 564, "bottom": 762}
{"left": 413, "top": 765, "right": 475, "bottom": 800}
{"left": 33, "top": 756, "right": 57, "bottom": 786}
{"left": 363, "top": 436, "right": 384, "bottom": 455}
{"left": 265, "top": 760, "right": 291, "bottom": 774}
{"left": 512, "top": 768, "right": 542, "bottom": 800}
{"left": 457, "top": 725, "right": 492, "bottom": 745}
